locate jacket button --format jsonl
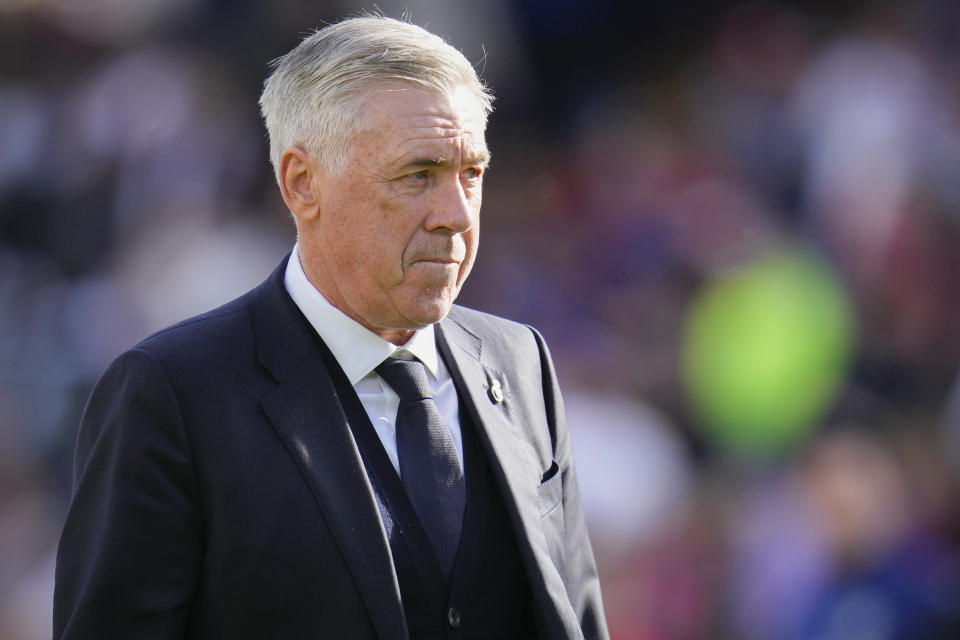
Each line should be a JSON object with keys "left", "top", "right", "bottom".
{"left": 447, "top": 606, "right": 461, "bottom": 628}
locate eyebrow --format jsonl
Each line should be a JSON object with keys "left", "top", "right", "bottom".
{"left": 401, "top": 149, "right": 492, "bottom": 171}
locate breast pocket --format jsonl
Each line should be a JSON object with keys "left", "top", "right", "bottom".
{"left": 537, "top": 461, "right": 566, "bottom": 572}
{"left": 537, "top": 461, "right": 562, "bottom": 517}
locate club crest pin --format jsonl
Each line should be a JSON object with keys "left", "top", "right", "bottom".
{"left": 488, "top": 378, "right": 504, "bottom": 404}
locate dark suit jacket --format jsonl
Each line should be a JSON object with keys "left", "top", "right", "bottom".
{"left": 54, "top": 257, "right": 608, "bottom": 639}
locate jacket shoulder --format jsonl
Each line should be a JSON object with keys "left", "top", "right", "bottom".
{"left": 443, "top": 304, "right": 549, "bottom": 370}
{"left": 134, "top": 289, "right": 257, "bottom": 360}
{"left": 445, "top": 304, "right": 535, "bottom": 342}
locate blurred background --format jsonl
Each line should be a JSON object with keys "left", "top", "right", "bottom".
{"left": 2, "top": 0, "right": 960, "bottom": 637}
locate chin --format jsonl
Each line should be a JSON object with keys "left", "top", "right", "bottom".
{"left": 389, "top": 277, "right": 462, "bottom": 327}
{"left": 409, "top": 305, "right": 451, "bottom": 327}
{"left": 407, "top": 293, "right": 457, "bottom": 326}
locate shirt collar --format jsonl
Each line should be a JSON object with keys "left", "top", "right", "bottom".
{"left": 283, "top": 245, "right": 440, "bottom": 384}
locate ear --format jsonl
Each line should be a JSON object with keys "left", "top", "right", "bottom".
{"left": 278, "top": 146, "right": 322, "bottom": 222}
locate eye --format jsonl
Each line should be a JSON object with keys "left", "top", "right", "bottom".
{"left": 461, "top": 167, "right": 483, "bottom": 180}
{"left": 407, "top": 170, "right": 430, "bottom": 181}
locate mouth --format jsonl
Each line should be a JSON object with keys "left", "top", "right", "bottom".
{"left": 415, "top": 256, "right": 460, "bottom": 265}
{"left": 404, "top": 239, "right": 467, "bottom": 270}
{"left": 407, "top": 258, "right": 461, "bottom": 275}
{"left": 406, "top": 249, "right": 464, "bottom": 267}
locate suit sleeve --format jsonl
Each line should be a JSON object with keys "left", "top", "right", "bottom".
{"left": 530, "top": 327, "right": 610, "bottom": 640}
{"left": 54, "top": 348, "right": 204, "bottom": 639}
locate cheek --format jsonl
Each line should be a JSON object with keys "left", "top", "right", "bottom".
{"left": 368, "top": 207, "right": 419, "bottom": 287}
{"left": 468, "top": 196, "right": 481, "bottom": 246}
{"left": 331, "top": 194, "right": 405, "bottom": 265}
{"left": 381, "top": 209, "right": 418, "bottom": 263}
{"left": 457, "top": 228, "right": 480, "bottom": 285}
{"left": 467, "top": 222, "right": 480, "bottom": 254}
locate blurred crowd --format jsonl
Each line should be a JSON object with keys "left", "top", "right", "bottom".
{"left": 2, "top": 0, "right": 960, "bottom": 638}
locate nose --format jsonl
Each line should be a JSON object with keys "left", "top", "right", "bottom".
{"left": 424, "top": 173, "right": 474, "bottom": 234}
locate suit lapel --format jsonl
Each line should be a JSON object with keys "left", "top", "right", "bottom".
{"left": 252, "top": 260, "right": 407, "bottom": 640}
{"left": 436, "top": 318, "right": 584, "bottom": 638}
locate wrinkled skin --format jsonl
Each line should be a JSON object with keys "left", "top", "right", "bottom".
{"left": 280, "top": 83, "right": 490, "bottom": 345}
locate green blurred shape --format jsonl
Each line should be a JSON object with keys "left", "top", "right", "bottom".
{"left": 682, "top": 248, "right": 854, "bottom": 459}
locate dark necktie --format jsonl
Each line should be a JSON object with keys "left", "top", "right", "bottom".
{"left": 376, "top": 357, "right": 466, "bottom": 577}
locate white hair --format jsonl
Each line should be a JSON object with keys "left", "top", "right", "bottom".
{"left": 259, "top": 15, "right": 494, "bottom": 179}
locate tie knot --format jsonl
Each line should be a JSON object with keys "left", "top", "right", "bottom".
{"left": 376, "top": 357, "right": 433, "bottom": 402}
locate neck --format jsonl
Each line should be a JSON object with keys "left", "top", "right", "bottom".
{"left": 295, "top": 242, "right": 419, "bottom": 347}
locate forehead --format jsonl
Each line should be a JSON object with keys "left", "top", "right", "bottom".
{"left": 356, "top": 83, "right": 488, "bottom": 160}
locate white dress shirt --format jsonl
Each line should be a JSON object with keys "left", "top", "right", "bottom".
{"left": 283, "top": 245, "right": 464, "bottom": 476}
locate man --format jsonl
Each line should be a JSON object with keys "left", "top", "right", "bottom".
{"left": 54, "top": 16, "right": 608, "bottom": 639}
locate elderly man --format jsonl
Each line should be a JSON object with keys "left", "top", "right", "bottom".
{"left": 54, "top": 16, "right": 608, "bottom": 640}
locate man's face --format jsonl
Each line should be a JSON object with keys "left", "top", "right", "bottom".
{"left": 300, "top": 84, "right": 489, "bottom": 343}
